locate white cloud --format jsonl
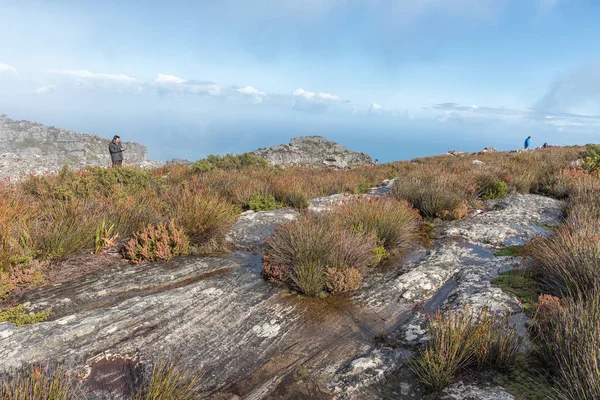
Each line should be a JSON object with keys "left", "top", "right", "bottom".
{"left": 58, "top": 69, "right": 136, "bottom": 82}
{"left": 429, "top": 102, "right": 600, "bottom": 130}
{"left": 0, "top": 63, "right": 18, "bottom": 75}
{"left": 155, "top": 73, "right": 186, "bottom": 84}
{"left": 293, "top": 88, "right": 339, "bottom": 102}
{"left": 33, "top": 85, "right": 55, "bottom": 94}
{"left": 237, "top": 86, "right": 266, "bottom": 104}
{"left": 292, "top": 88, "right": 342, "bottom": 113}
{"left": 238, "top": 86, "right": 266, "bottom": 96}
{"left": 152, "top": 73, "right": 222, "bottom": 97}
{"left": 369, "top": 103, "right": 383, "bottom": 112}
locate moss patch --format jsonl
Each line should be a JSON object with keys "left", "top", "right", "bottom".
{"left": 495, "top": 245, "right": 524, "bottom": 257}
{"left": 0, "top": 304, "right": 50, "bottom": 326}
{"left": 492, "top": 355, "right": 556, "bottom": 400}
{"left": 492, "top": 269, "right": 540, "bottom": 313}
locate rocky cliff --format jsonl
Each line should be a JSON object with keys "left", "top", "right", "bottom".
{"left": 251, "top": 136, "right": 373, "bottom": 168}
{"left": 0, "top": 114, "right": 159, "bottom": 180}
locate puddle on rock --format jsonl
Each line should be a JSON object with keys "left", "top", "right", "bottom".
{"left": 424, "top": 280, "right": 458, "bottom": 314}
{"left": 532, "top": 225, "right": 551, "bottom": 235}
{"left": 503, "top": 237, "right": 525, "bottom": 247}
{"left": 456, "top": 241, "right": 496, "bottom": 262}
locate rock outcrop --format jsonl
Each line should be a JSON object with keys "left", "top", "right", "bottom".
{"left": 251, "top": 136, "right": 373, "bottom": 168}
{"left": 0, "top": 114, "right": 160, "bottom": 180}
{"left": 0, "top": 192, "right": 562, "bottom": 399}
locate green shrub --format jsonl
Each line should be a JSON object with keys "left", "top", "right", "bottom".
{"left": 0, "top": 365, "right": 79, "bottom": 400}
{"left": 482, "top": 181, "right": 508, "bottom": 200}
{"left": 372, "top": 246, "right": 387, "bottom": 264}
{"left": 244, "top": 193, "right": 285, "bottom": 212}
{"left": 192, "top": 153, "right": 268, "bottom": 172}
{"left": 0, "top": 304, "right": 50, "bottom": 326}
{"left": 123, "top": 221, "right": 190, "bottom": 263}
{"left": 581, "top": 144, "right": 600, "bottom": 173}
{"left": 263, "top": 213, "right": 376, "bottom": 296}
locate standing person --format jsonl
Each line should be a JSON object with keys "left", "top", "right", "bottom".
{"left": 109, "top": 135, "right": 125, "bottom": 167}
{"left": 524, "top": 136, "right": 531, "bottom": 150}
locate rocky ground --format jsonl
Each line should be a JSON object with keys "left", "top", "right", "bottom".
{"left": 0, "top": 114, "right": 159, "bottom": 180}
{"left": 251, "top": 136, "right": 373, "bottom": 168}
{"left": 0, "top": 190, "right": 563, "bottom": 399}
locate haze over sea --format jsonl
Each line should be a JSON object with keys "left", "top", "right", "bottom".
{"left": 1, "top": 1, "right": 599, "bottom": 162}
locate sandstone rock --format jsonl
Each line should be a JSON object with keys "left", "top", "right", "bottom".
{"left": 0, "top": 114, "right": 161, "bottom": 180}
{"left": 442, "top": 381, "right": 515, "bottom": 400}
{"left": 447, "top": 150, "right": 468, "bottom": 157}
{"left": 251, "top": 136, "right": 372, "bottom": 168}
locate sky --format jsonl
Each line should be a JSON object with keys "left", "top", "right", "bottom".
{"left": 0, "top": 0, "right": 599, "bottom": 162}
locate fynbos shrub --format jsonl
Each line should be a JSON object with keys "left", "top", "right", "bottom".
{"left": 332, "top": 197, "right": 421, "bottom": 256}
{"left": 123, "top": 221, "right": 190, "bottom": 263}
{"left": 263, "top": 213, "right": 376, "bottom": 296}
{"left": 481, "top": 181, "right": 508, "bottom": 200}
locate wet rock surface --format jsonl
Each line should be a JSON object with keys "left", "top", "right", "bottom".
{"left": 0, "top": 193, "right": 563, "bottom": 399}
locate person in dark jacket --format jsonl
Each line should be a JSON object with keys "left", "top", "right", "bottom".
{"left": 524, "top": 136, "right": 531, "bottom": 150}
{"left": 109, "top": 135, "right": 125, "bottom": 167}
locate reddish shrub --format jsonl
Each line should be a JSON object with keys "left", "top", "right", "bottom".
{"left": 123, "top": 221, "right": 190, "bottom": 263}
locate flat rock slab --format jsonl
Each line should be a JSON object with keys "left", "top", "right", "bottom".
{"left": 227, "top": 208, "right": 299, "bottom": 250}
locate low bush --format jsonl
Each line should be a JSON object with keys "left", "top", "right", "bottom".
{"left": 331, "top": 197, "right": 421, "bottom": 256}
{"left": 473, "top": 309, "right": 522, "bottom": 371}
{"left": 0, "top": 263, "right": 45, "bottom": 303}
{"left": 532, "top": 294, "right": 600, "bottom": 400}
{"left": 581, "top": 143, "right": 600, "bottom": 173}
{"left": 481, "top": 180, "right": 508, "bottom": 200}
{"left": 123, "top": 221, "right": 190, "bottom": 264}
{"left": 407, "top": 310, "right": 478, "bottom": 392}
{"left": 408, "top": 308, "right": 522, "bottom": 392}
{"left": 32, "top": 199, "right": 108, "bottom": 261}
{"left": 324, "top": 267, "right": 362, "bottom": 294}
{"left": 391, "top": 172, "right": 472, "bottom": 220}
{"left": 134, "top": 360, "right": 202, "bottom": 400}
{"left": 192, "top": 153, "right": 268, "bottom": 172}
{"left": 526, "top": 209, "right": 600, "bottom": 298}
{"left": 244, "top": 193, "right": 285, "bottom": 212}
{"left": 164, "top": 184, "right": 239, "bottom": 254}
{"left": 263, "top": 213, "right": 376, "bottom": 296}
{"left": 0, "top": 365, "right": 79, "bottom": 400}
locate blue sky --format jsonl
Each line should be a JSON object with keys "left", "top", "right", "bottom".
{"left": 1, "top": 0, "right": 599, "bottom": 161}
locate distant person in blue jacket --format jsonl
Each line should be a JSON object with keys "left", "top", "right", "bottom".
{"left": 524, "top": 136, "right": 531, "bottom": 150}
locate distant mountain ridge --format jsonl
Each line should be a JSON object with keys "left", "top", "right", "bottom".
{"left": 0, "top": 114, "right": 159, "bottom": 180}
{"left": 251, "top": 136, "right": 373, "bottom": 168}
